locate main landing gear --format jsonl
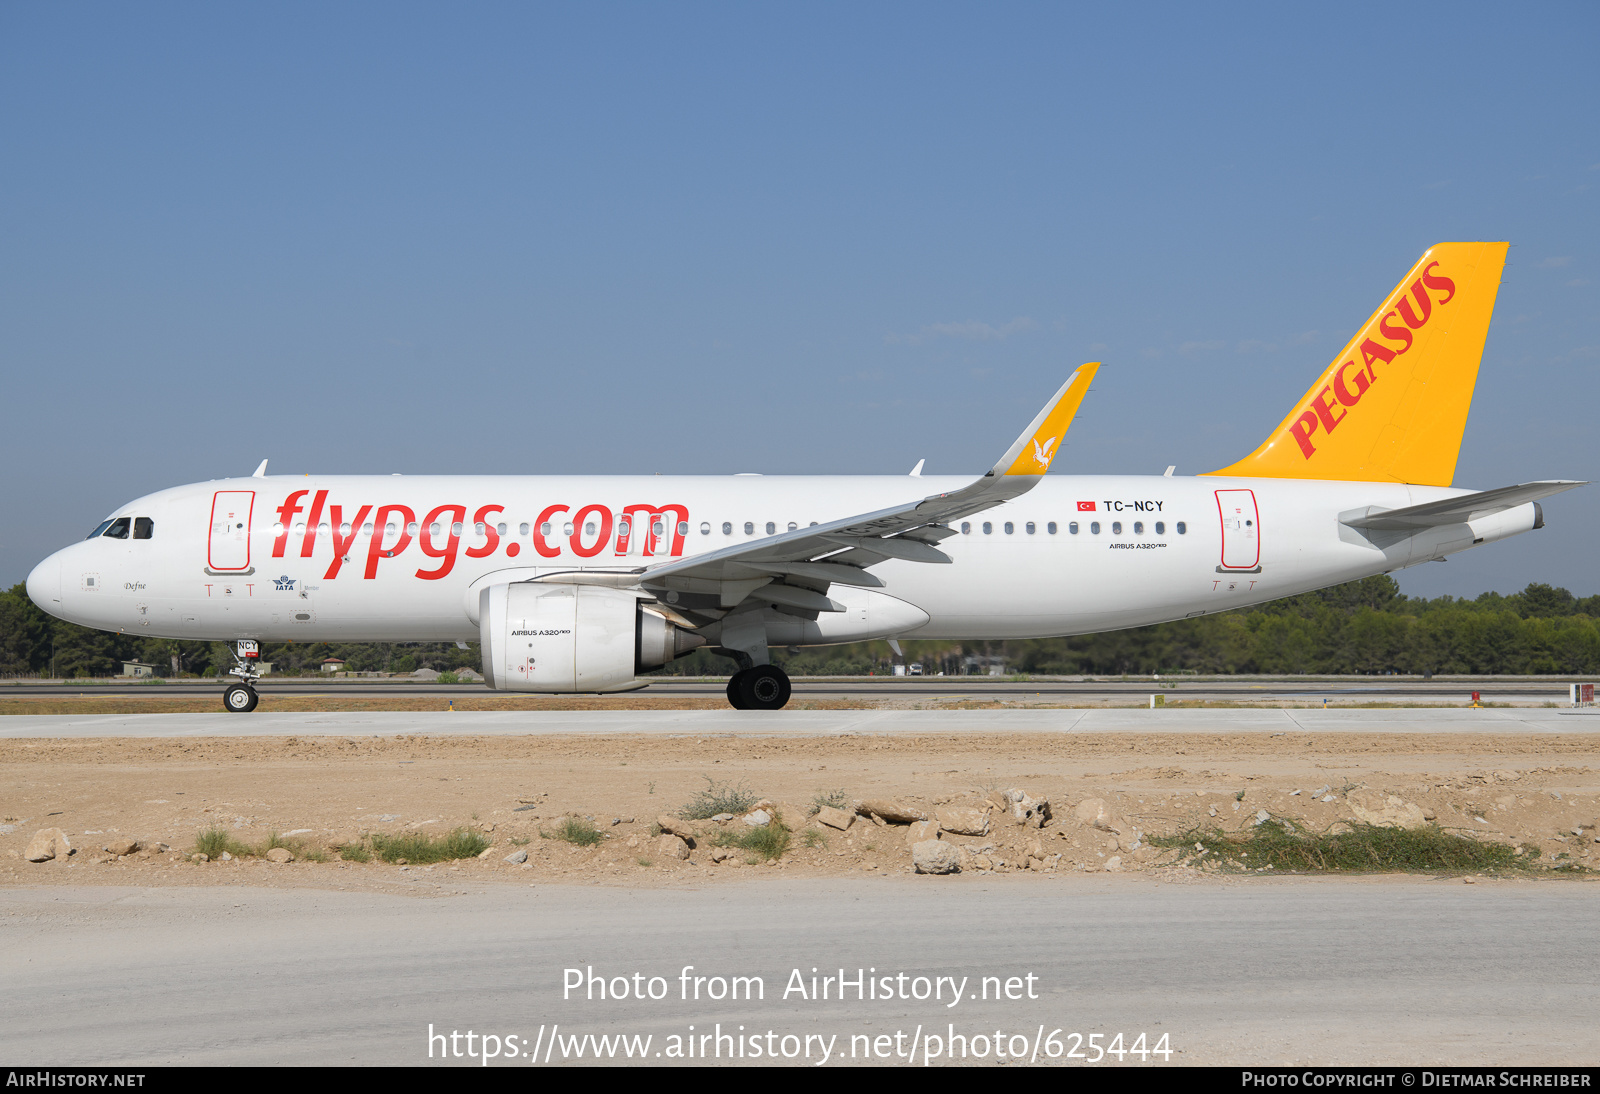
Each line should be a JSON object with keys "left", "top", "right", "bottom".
{"left": 726, "top": 665, "right": 792, "bottom": 710}
{"left": 222, "top": 639, "right": 262, "bottom": 713}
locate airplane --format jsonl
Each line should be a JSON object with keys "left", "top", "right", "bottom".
{"left": 24, "top": 241, "right": 1584, "bottom": 712}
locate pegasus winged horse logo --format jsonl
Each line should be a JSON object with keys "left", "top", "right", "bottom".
{"left": 1031, "top": 435, "right": 1059, "bottom": 470}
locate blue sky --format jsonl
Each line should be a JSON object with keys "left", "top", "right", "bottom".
{"left": 2, "top": 3, "right": 1595, "bottom": 598}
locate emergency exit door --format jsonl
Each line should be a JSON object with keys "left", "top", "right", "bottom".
{"left": 1215, "top": 489, "right": 1260, "bottom": 571}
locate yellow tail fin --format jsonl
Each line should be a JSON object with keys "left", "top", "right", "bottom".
{"left": 1207, "top": 241, "right": 1508, "bottom": 486}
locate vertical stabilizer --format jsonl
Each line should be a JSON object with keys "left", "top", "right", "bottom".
{"left": 1207, "top": 241, "right": 1508, "bottom": 486}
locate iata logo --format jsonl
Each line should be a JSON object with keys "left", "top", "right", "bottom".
{"left": 1031, "top": 435, "right": 1059, "bottom": 470}
{"left": 1289, "top": 261, "right": 1456, "bottom": 459}
{"left": 273, "top": 575, "right": 296, "bottom": 591}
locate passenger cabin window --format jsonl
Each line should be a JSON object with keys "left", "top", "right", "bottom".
{"left": 1133, "top": 521, "right": 1144, "bottom": 534}
{"left": 961, "top": 522, "right": 971, "bottom": 534}
{"left": 1003, "top": 522, "right": 1014, "bottom": 534}
{"left": 1047, "top": 522, "right": 1057, "bottom": 534}
{"left": 1112, "top": 521, "right": 1122, "bottom": 534}
{"left": 1155, "top": 521, "right": 1165, "bottom": 534}
{"left": 103, "top": 517, "right": 131, "bottom": 539}
{"left": 700, "top": 522, "right": 711, "bottom": 535}
{"left": 982, "top": 522, "right": 992, "bottom": 535}
{"left": 1177, "top": 522, "right": 1187, "bottom": 534}
{"left": 1090, "top": 521, "right": 1101, "bottom": 534}
{"left": 133, "top": 517, "right": 154, "bottom": 539}
{"left": 765, "top": 522, "right": 776, "bottom": 535}
{"left": 723, "top": 522, "right": 733, "bottom": 535}
{"left": 1025, "top": 522, "right": 1035, "bottom": 535}
{"left": 744, "top": 522, "right": 754, "bottom": 535}
{"left": 1069, "top": 522, "right": 1078, "bottom": 534}
{"left": 519, "top": 523, "right": 530, "bottom": 536}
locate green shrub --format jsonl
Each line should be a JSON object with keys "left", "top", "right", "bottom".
{"left": 681, "top": 777, "right": 759, "bottom": 820}
{"left": 369, "top": 828, "right": 490, "bottom": 864}
{"left": 542, "top": 817, "right": 606, "bottom": 847}
{"left": 713, "top": 818, "right": 791, "bottom": 861}
{"left": 1151, "top": 822, "right": 1522, "bottom": 873}
{"left": 193, "top": 826, "right": 252, "bottom": 859}
{"left": 809, "top": 789, "right": 849, "bottom": 816}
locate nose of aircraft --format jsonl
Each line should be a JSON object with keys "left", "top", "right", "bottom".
{"left": 26, "top": 552, "right": 62, "bottom": 611}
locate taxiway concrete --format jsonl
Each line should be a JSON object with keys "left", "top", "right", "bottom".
{"left": 3, "top": 706, "right": 1598, "bottom": 739}
{"left": 2, "top": 876, "right": 1595, "bottom": 1066}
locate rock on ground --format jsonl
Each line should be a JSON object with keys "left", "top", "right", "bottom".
{"left": 936, "top": 807, "right": 989, "bottom": 837}
{"left": 814, "top": 805, "right": 854, "bottom": 831}
{"left": 656, "top": 815, "right": 693, "bottom": 838}
{"left": 857, "top": 799, "right": 927, "bottom": 824}
{"left": 1346, "top": 789, "right": 1429, "bottom": 830}
{"left": 25, "top": 828, "right": 70, "bottom": 863}
{"left": 1007, "top": 789, "right": 1052, "bottom": 828}
{"left": 912, "top": 840, "right": 961, "bottom": 874}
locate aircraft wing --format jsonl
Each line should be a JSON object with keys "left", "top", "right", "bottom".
{"left": 1339, "top": 480, "right": 1587, "bottom": 531}
{"left": 534, "top": 363, "right": 1098, "bottom": 614}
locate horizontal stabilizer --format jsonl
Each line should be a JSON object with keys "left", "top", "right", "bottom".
{"left": 1339, "top": 481, "right": 1586, "bottom": 530}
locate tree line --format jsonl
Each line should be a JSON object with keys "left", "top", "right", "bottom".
{"left": 2, "top": 577, "right": 1597, "bottom": 679}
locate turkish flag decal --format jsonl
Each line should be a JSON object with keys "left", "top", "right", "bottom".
{"left": 1077, "top": 501, "right": 1096, "bottom": 512}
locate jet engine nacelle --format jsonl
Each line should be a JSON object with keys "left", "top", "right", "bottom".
{"left": 478, "top": 583, "right": 705, "bottom": 693}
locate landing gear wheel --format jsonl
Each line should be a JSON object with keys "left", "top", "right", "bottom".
{"left": 726, "top": 671, "right": 748, "bottom": 710}
{"left": 738, "top": 665, "right": 791, "bottom": 711}
{"left": 223, "top": 683, "right": 258, "bottom": 713}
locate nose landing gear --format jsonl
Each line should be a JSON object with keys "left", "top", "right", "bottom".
{"left": 223, "top": 682, "right": 258, "bottom": 713}
{"left": 222, "top": 639, "right": 262, "bottom": 713}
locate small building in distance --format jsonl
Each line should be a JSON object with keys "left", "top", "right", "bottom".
{"left": 320, "top": 658, "right": 346, "bottom": 673}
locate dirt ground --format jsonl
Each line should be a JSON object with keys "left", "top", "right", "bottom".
{"left": 4, "top": 728, "right": 1598, "bottom": 892}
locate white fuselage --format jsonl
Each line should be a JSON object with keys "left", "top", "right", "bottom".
{"left": 25, "top": 474, "right": 1538, "bottom": 646}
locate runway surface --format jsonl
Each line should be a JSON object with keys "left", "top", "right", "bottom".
{"left": 5, "top": 676, "right": 1584, "bottom": 705}
{"left": 2, "top": 877, "right": 1594, "bottom": 1066}
{"left": 3, "top": 705, "right": 1598, "bottom": 738}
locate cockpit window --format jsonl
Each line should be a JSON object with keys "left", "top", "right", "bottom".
{"left": 133, "top": 517, "right": 154, "bottom": 540}
{"left": 87, "top": 520, "right": 114, "bottom": 540}
{"left": 103, "top": 517, "right": 131, "bottom": 540}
